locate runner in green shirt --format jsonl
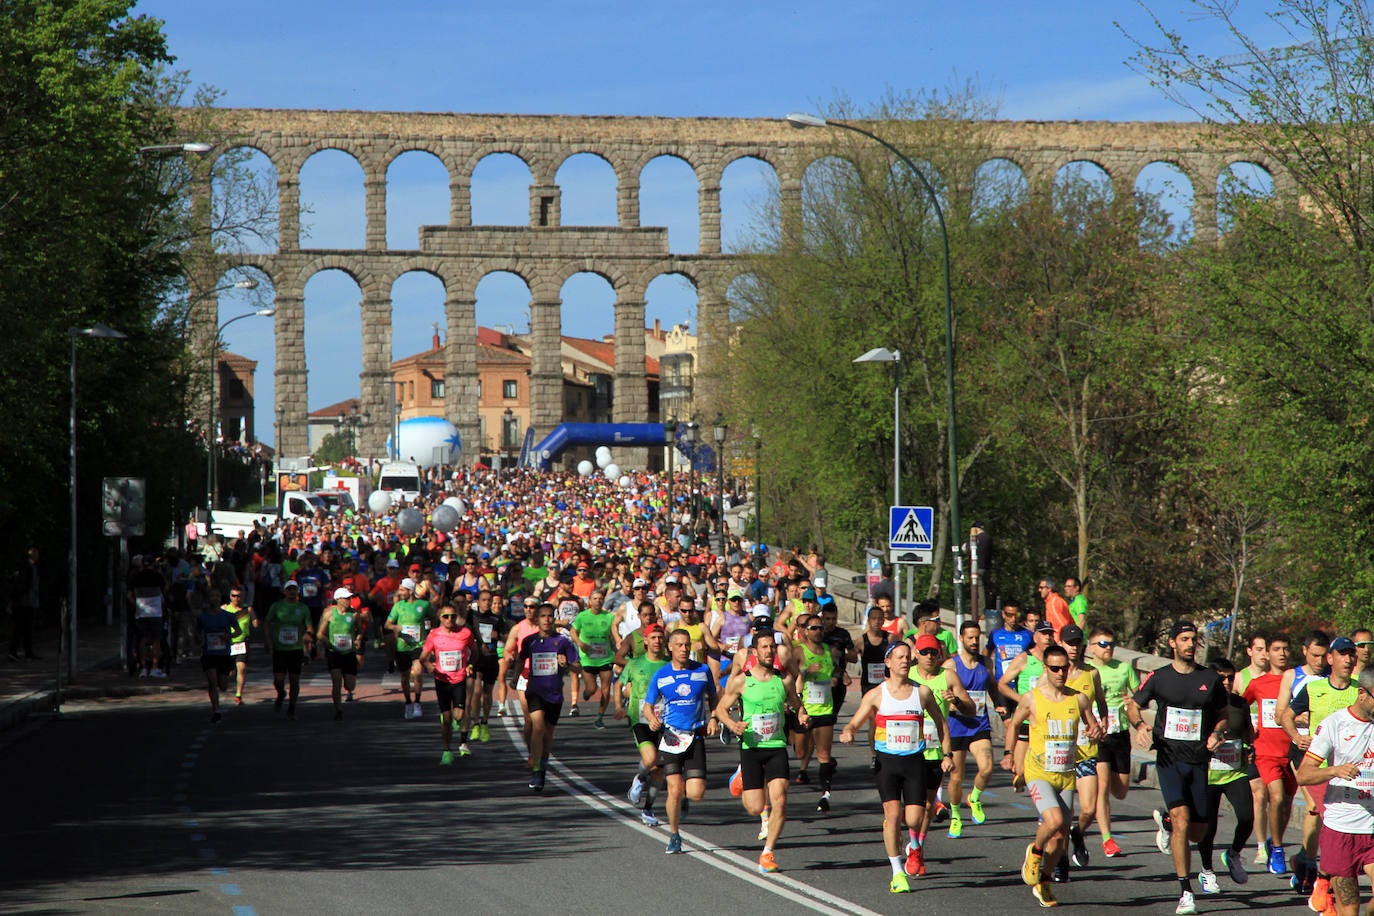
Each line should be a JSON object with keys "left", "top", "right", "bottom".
{"left": 1088, "top": 624, "right": 1140, "bottom": 859}
{"left": 615, "top": 623, "right": 670, "bottom": 826}
{"left": 911, "top": 632, "right": 976, "bottom": 847}
{"left": 386, "top": 577, "right": 437, "bottom": 720}
{"left": 317, "top": 587, "right": 364, "bottom": 721}
{"left": 572, "top": 590, "right": 616, "bottom": 728}
{"left": 264, "top": 581, "right": 312, "bottom": 718}
{"left": 1199, "top": 658, "right": 1257, "bottom": 891}
{"left": 791, "top": 612, "right": 840, "bottom": 811}
{"left": 1065, "top": 577, "right": 1089, "bottom": 628}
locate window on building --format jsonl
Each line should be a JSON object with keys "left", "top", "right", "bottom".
{"left": 502, "top": 415, "right": 520, "bottom": 449}
{"left": 430, "top": 379, "right": 445, "bottom": 399}
{"left": 503, "top": 379, "right": 518, "bottom": 399}
{"left": 228, "top": 379, "right": 246, "bottom": 399}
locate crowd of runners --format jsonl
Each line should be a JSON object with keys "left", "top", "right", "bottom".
{"left": 125, "top": 466, "right": 1374, "bottom": 914}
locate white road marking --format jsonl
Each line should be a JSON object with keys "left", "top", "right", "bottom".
{"left": 499, "top": 716, "right": 882, "bottom": 916}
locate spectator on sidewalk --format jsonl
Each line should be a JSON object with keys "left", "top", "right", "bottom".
{"left": 8, "top": 546, "right": 41, "bottom": 662}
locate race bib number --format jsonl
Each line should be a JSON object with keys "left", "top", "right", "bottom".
{"left": 1163, "top": 706, "right": 1203, "bottom": 742}
{"left": 750, "top": 712, "right": 780, "bottom": 741}
{"left": 1107, "top": 707, "right": 1123, "bottom": 734}
{"left": 723, "top": 635, "right": 743, "bottom": 653}
{"left": 867, "top": 662, "right": 886, "bottom": 683}
{"left": 229, "top": 641, "right": 247, "bottom": 657}
{"left": 804, "top": 679, "right": 831, "bottom": 706}
{"left": 277, "top": 626, "right": 299, "bottom": 646}
{"left": 478, "top": 623, "right": 494, "bottom": 643}
{"left": 135, "top": 594, "right": 163, "bottom": 620}
{"left": 332, "top": 633, "right": 353, "bottom": 651}
{"left": 659, "top": 725, "right": 695, "bottom": 754}
{"left": 1026, "top": 675, "right": 1039, "bottom": 690}
{"left": 968, "top": 689, "right": 988, "bottom": 717}
{"left": 301, "top": 581, "right": 318, "bottom": 598}
{"left": 886, "top": 718, "right": 919, "bottom": 750}
{"left": 438, "top": 649, "right": 462, "bottom": 673}
{"left": 1260, "top": 698, "right": 1278, "bottom": 730}
{"left": 1043, "top": 739, "right": 1074, "bottom": 773}
{"left": 204, "top": 632, "right": 228, "bottom": 652}
{"left": 531, "top": 652, "right": 558, "bottom": 677}
{"left": 922, "top": 713, "right": 939, "bottom": 744}
{"left": 586, "top": 641, "right": 609, "bottom": 660}
{"left": 1209, "top": 739, "right": 1244, "bottom": 772}
{"left": 401, "top": 624, "right": 421, "bottom": 644}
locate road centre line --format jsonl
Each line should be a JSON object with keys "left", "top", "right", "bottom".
{"left": 499, "top": 717, "right": 881, "bottom": 916}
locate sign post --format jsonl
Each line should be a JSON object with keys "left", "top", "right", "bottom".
{"left": 888, "top": 505, "right": 935, "bottom": 566}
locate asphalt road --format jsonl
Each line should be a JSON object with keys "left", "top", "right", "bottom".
{"left": 0, "top": 660, "right": 1317, "bottom": 915}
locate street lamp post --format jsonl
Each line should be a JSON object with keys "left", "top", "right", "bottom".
{"left": 788, "top": 112, "right": 964, "bottom": 627}
{"left": 70, "top": 324, "right": 127, "bottom": 684}
{"left": 752, "top": 425, "right": 762, "bottom": 562}
{"left": 684, "top": 420, "right": 699, "bottom": 532}
{"left": 663, "top": 419, "right": 678, "bottom": 530}
{"left": 854, "top": 346, "right": 903, "bottom": 620}
{"left": 207, "top": 302, "right": 273, "bottom": 513}
{"left": 712, "top": 414, "right": 727, "bottom": 552}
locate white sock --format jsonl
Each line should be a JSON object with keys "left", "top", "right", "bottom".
{"left": 889, "top": 855, "right": 904, "bottom": 875}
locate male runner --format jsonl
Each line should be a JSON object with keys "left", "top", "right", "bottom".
{"left": 197, "top": 597, "right": 241, "bottom": 722}
{"left": 1089, "top": 624, "right": 1139, "bottom": 858}
{"left": 469, "top": 588, "right": 507, "bottom": 741}
{"left": 1060, "top": 624, "right": 1106, "bottom": 880}
{"left": 1125, "top": 620, "right": 1229, "bottom": 916}
{"left": 571, "top": 588, "right": 616, "bottom": 727}
{"left": 419, "top": 601, "right": 476, "bottom": 764}
{"left": 716, "top": 630, "right": 806, "bottom": 873}
{"left": 946, "top": 619, "right": 995, "bottom": 838}
{"left": 318, "top": 587, "right": 364, "bottom": 720}
{"left": 1295, "top": 666, "right": 1374, "bottom": 916}
{"left": 387, "top": 577, "right": 437, "bottom": 720}
{"left": 1005, "top": 642, "right": 1103, "bottom": 909}
{"left": 839, "top": 642, "right": 951, "bottom": 894}
{"left": 264, "top": 580, "right": 312, "bottom": 718}
{"left": 991, "top": 600, "right": 1033, "bottom": 718}
{"left": 1197, "top": 658, "right": 1256, "bottom": 894}
{"left": 618, "top": 623, "right": 670, "bottom": 826}
{"left": 643, "top": 628, "right": 719, "bottom": 854}
{"left": 1235, "top": 631, "right": 1272, "bottom": 865}
{"left": 224, "top": 587, "right": 255, "bottom": 707}
{"left": 858, "top": 606, "right": 895, "bottom": 771}
{"left": 1276, "top": 629, "right": 1333, "bottom": 892}
{"left": 908, "top": 633, "right": 975, "bottom": 865}
{"left": 518, "top": 603, "right": 582, "bottom": 792}
{"left": 999, "top": 620, "right": 1056, "bottom": 784}
{"left": 792, "top": 612, "right": 841, "bottom": 810}
{"left": 1241, "top": 633, "right": 1295, "bottom": 875}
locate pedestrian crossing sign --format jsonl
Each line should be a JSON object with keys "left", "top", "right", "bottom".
{"left": 889, "top": 505, "right": 934, "bottom": 550}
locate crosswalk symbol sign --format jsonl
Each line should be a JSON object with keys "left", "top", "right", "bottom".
{"left": 889, "top": 506, "right": 934, "bottom": 550}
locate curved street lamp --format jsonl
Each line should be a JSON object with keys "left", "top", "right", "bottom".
{"left": 712, "top": 414, "right": 728, "bottom": 549}
{"left": 208, "top": 300, "right": 273, "bottom": 511}
{"left": 787, "top": 112, "right": 964, "bottom": 626}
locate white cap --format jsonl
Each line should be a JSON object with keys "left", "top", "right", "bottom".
{"left": 400, "top": 577, "right": 417, "bottom": 591}
{"left": 333, "top": 587, "right": 354, "bottom": 600}
{"left": 749, "top": 604, "right": 772, "bottom": 619}
{"left": 632, "top": 577, "right": 649, "bottom": 588}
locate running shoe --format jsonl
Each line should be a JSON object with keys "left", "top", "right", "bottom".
{"left": 1153, "top": 808, "right": 1173, "bottom": 854}
{"left": 403, "top": 704, "right": 413, "bottom": 720}
{"left": 234, "top": 695, "right": 243, "bottom": 706}
{"left": 440, "top": 750, "right": 453, "bottom": 766}
{"left": 529, "top": 774, "right": 542, "bottom": 791}
{"left": 947, "top": 813, "right": 963, "bottom": 839}
{"left": 493, "top": 700, "right": 505, "bottom": 716}
{"left": 758, "top": 851, "right": 780, "bottom": 874}
{"left": 757, "top": 809, "right": 770, "bottom": 840}
{"left": 728, "top": 765, "right": 743, "bottom": 797}
{"left": 570, "top": 706, "right": 580, "bottom": 717}
{"left": 1269, "top": 843, "right": 1288, "bottom": 876}
{"left": 477, "top": 723, "right": 490, "bottom": 742}
{"left": 1255, "top": 843, "right": 1269, "bottom": 866}
{"left": 1103, "top": 838, "right": 1125, "bottom": 858}
{"left": 1175, "top": 890, "right": 1197, "bottom": 915}
{"left": 1221, "top": 848, "right": 1248, "bottom": 885}
{"left": 346, "top": 690, "right": 354, "bottom": 702}
{"left": 1022, "top": 843, "right": 1043, "bottom": 886}
{"left": 665, "top": 833, "right": 683, "bottom": 854}
{"left": 1290, "top": 852, "right": 1308, "bottom": 891}
{"left": 816, "top": 792, "right": 831, "bottom": 813}
{"left": 968, "top": 797, "right": 985, "bottom": 824}
{"left": 413, "top": 702, "right": 422, "bottom": 718}
{"left": 458, "top": 743, "right": 472, "bottom": 757}
{"left": 794, "top": 769, "right": 810, "bottom": 785}
{"left": 1309, "top": 874, "right": 1331, "bottom": 912}
{"left": 1033, "top": 882, "right": 1059, "bottom": 908}
{"left": 1051, "top": 859, "right": 1069, "bottom": 883}
{"left": 630, "top": 775, "right": 646, "bottom": 806}
{"left": 1069, "top": 824, "right": 1089, "bottom": 867}
{"left": 1198, "top": 869, "right": 1219, "bottom": 894}
{"left": 889, "top": 873, "right": 912, "bottom": 894}
{"left": 931, "top": 802, "right": 950, "bottom": 825}
{"left": 640, "top": 809, "right": 660, "bottom": 827}
{"left": 903, "top": 841, "right": 925, "bottom": 877}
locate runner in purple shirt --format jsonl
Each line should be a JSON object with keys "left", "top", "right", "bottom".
{"left": 518, "top": 603, "right": 582, "bottom": 792}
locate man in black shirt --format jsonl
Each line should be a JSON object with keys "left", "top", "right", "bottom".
{"left": 1125, "top": 620, "right": 1229, "bottom": 916}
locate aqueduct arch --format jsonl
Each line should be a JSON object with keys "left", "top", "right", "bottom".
{"left": 186, "top": 110, "right": 1286, "bottom": 461}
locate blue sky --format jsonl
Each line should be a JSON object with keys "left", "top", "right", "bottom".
{"left": 134, "top": 0, "right": 1282, "bottom": 444}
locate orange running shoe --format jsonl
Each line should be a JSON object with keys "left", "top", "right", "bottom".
{"left": 758, "top": 851, "right": 779, "bottom": 874}
{"left": 729, "top": 764, "right": 743, "bottom": 797}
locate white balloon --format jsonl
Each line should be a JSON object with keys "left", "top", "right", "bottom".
{"left": 367, "top": 490, "right": 392, "bottom": 514}
{"left": 595, "top": 447, "right": 612, "bottom": 468}
{"left": 431, "top": 504, "right": 459, "bottom": 531}
{"left": 619, "top": 475, "right": 631, "bottom": 487}
{"left": 604, "top": 463, "right": 621, "bottom": 480}
{"left": 577, "top": 460, "right": 594, "bottom": 477}
{"left": 442, "top": 496, "right": 467, "bottom": 516}
{"left": 396, "top": 507, "right": 424, "bottom": 536}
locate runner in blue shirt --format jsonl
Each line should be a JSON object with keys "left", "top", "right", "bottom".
{"left": 644, "top": 628, "right": 719, "bottom": 854}
{"left": 518, "top": 603, "right": 581, "bottom": 793}
{"left": 989, "top": 600, "right": 1032, "bottom": 718}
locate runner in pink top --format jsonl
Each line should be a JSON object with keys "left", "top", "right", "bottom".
{"left": 421, "top": 603, "right": 476, "bottom": 765}
{"left": 498, "top": 597, "right": 542, "bottom": 758}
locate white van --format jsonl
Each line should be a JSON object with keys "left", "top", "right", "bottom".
{"left": 377, "top": 461, "right": 423, "bottom": 503}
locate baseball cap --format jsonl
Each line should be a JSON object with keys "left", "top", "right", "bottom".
{"left": 750, "top": 616, "right": 774, "bottom": 632}
{"left": 400, "top": 577, "right": 417, "bottom": 590}
{"left": 801, "top": 588, "right": 818, "bottom": 602}
{"left": 750, "top": 604, "right": 772, "bottom": 619}
{"left": 1059, "top": 624, "right": 1084, "bottom": 644}
{"left": 1035, "top": 620, "right": 1056, "bottom": 634}
{"left": 386, "top": 558, "right": 400, "bottom": 568}
{"left": 632, "top": 577, "right": 648, "bottom": 588}
{"left": 409, "top": 562, "right": 421, "bottom": 571}
{"left": 643, "top": 623, "right": 665, "bottom": 636}
{"left": 333, "top": 587, "right": 353, "bottom": 600}
{"left": 664, "top": 574, "right": 679, "bottom": 585}
{"left": 915, "top": 634, "right": 942, "bottom": 652}
{"left": 1170, "top": 620, "right": 1198, "bottom": 639}
{"left": 283, "top": 581, "right": 299, "bottom": 591}
{"left": 1330, "top": 636, "right": 1357, "bottom": 652}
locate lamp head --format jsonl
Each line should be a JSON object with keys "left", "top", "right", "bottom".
{"left": 785, "top": 112, "right": 827, "bottom": 129}
{"left": 854, "top": 347, "right": 899, "bottom": 364}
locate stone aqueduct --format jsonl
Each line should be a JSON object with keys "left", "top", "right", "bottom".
{"left": 188, "top": 109, "right": 1284, "bottom": 463}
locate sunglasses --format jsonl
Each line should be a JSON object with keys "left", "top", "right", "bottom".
{"left": 440, "top": 613, "right": 457, "bottom": 620}
{"left": 1095, "top": 640, "right": 1115, "bottom": 648}
{"left": 805, "top": 625, "right": 823, "bottom": 631}
{"left": 1045, "top": 664, "right": 1069, "bottom": 673}
{"left": 917, "top": 648, "right": 940, "bottom": 657}
{"left": 230, "top": 593, "right": 242, "bottom": 598}
{"left": 1357, "top": 641, "right": 1374, "bottom": 648}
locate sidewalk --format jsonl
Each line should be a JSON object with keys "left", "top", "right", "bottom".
{"left": 0, "top": 615, "right": 193, "bottom": 733}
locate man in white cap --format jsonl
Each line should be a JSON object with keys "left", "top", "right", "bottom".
{"left": 317, "top": 586, "right": 364, "bottom": 721}
{"left": 387, "top": 577, "right": 437, "bottom": 720}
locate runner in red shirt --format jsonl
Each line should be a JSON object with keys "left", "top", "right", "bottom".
{"left": 1240, "top": 635, "right": 1294, "bottom": 873}
{"left": 420, "top": 601, "right": 476, "bottom": 766}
